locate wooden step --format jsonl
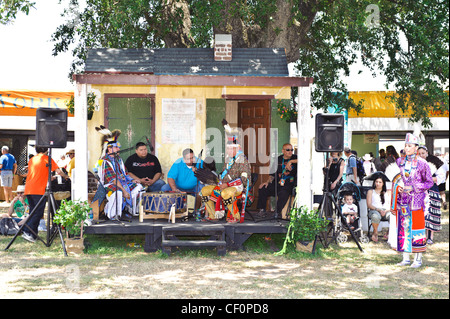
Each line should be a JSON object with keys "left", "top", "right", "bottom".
{"left": 162, "top": 239, "right": 226, "bottom": 247}
{"left": 162, "top": 224, "right": 225, "bottom": 232}
{"left": 161, "top": 224, "right": 226, "bottom": 256}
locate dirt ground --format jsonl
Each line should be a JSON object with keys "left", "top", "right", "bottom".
{"left": 0, "top": 206, "right": 448, "bottom": 300}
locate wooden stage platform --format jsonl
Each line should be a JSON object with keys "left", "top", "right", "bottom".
{"left": 84, "top": 212, "right": 288, "bottom": 255}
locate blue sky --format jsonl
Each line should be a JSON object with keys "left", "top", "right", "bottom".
{"left": 0, "top": 0, "right": 75, "bottom": 91}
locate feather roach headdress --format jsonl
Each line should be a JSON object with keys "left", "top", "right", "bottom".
{"left": 222, "top": 118, "right": 240, "bottom": 146}
{"left": 95, "top": 125, "right": 121, "bottom": 158}
{"left": 194, "top": 168, "right": 220, "bottom": 185}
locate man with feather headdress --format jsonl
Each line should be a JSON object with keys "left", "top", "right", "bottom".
{"left": 95, "top": 126, "right": 143, "bottom": 221}
{"left": 196, "top": 120, "right": 251, "bottom": 223}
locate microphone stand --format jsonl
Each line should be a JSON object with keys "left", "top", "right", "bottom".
{"left": 255, "top": 153, "right": 285, "bottom": 224}
{"left": 193, "top": 149, "right": 203, "bottom": 220}
{"left": 111, "top": 151, "right": 127, "bottom": 224}
{"left": 111, "top": 136, "right": 153, "bottom": 221}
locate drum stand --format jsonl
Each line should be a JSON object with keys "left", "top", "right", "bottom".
{"left": 4, "top": 148, "right": 68, "bottom": 256}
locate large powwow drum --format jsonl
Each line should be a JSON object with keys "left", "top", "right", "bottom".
{"left": 142, "top": 192, "right": 187, "bottom": 214}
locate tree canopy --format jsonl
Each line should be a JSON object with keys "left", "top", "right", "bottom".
{"left": 2, "top": 0, "right": 448, "bottom": 127}
{"left": 0, "top": 0, "right": 35, "bottom": 24}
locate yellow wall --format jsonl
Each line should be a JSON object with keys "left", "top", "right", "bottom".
{"left": 87, "top": 84, "right": 290, "bottom": 176}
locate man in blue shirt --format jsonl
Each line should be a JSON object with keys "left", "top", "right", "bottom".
{"left": 344, "top": 147, "right": 359, "bottom": 185}
{"left": 0, "top": 146, "right": 17, "bottom": 203}
{"left": 161, "top": 148, "right": 203, "bottom": 193}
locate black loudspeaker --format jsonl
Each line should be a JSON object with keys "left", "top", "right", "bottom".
{"left": 315, "top": 113, "right": 344, "bottom": 152}
{"left": 36, "top": 108, "right": 68, "bottom": 148}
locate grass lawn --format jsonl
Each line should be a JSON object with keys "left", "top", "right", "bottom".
{"left": 0, "top": 209, "right": 448, "bottom": 299}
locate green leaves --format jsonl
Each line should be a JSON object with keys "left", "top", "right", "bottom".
{"left": 276, "top": 206, "right": 329, "bottom": 255}
{"left": 288, "top": 206, "right": 329, "bottom": 243}
{"left": 65, "top": 92, "right": 97, "bottom": 115}
{"left": 53, "top": 199, "right": 90, "bottom": 238}
{"left": 0, "top": 0, "right": 35, "bottom": 24}
{"left": 295, "top": 0, "right": 448, "bottom": 127}
{"left": 48, "top": 0, "right": 448, "bottom": 126}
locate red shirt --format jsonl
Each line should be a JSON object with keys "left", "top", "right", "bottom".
{"left": 24, "top": 153, "right": 58, "bottom": 195}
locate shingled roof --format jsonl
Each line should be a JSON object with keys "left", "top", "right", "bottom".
{"left": 84, "top": 48, "right": 289, "bottom": 77}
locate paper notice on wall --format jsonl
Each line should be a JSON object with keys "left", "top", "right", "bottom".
{"left": 364, "top": 133, "right": 378, "bottom": 144}
{"left": 162, "top": 98, "right": 196, "bottom": 144}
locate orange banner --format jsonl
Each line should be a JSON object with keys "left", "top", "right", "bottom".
{"left": 0, "top": 91, "right": 73, "bottom": 117}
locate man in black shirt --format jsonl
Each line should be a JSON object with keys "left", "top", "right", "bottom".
{"left": 125, "top": 142, "right": 166, "bottom": 192}
{"left": 257, "top": 143, "right": 297, "bottom": 217}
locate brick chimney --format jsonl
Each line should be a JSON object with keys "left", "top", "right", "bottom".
{"left": 214, "top": 34, "right": 232, "bottom": 61}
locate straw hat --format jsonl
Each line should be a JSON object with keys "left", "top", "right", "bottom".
{"left": 13, "top": 185, "right": 25, "bottom": 193}
{"left": 363, "top": 154, "right": 373, "bottom": 161}
{"left": 66, "top": 149, "right": 75, "bottom": 155}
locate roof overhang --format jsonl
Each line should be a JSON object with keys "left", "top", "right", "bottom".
{"left": 73, "top": 73, "right": 313, "bottom": 87}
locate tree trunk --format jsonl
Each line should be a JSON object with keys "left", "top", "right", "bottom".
{"left": 212, "top": 0, "right": 319, "bottom": 63}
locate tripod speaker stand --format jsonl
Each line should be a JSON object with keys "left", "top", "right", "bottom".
{"left": 312, "top": 113, "right": 363, "bottom": 253}
{"left": 4, "top": 148, "right": 68, "bottom": 256}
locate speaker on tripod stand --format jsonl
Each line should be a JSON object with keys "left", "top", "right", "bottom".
{"left": 315, "top": 113, "right": 344, "bottom": 152}
{"left": 36, "top": 108, "right": 68, "bottom": 148}
{"left": 5, "top": 108, "right": 69, "bottom": 255}
{"left": 312, "top": 113, "right": 364, "bottom": 253}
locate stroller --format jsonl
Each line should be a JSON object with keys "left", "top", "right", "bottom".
{"left": 334, "top": 182, "right": 370, "bottom": 244}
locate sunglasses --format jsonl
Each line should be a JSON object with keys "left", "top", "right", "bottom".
{"left": 284, "top": 149, "right": 294, "bottom": 151}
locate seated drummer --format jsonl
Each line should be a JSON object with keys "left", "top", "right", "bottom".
{"left": 257, "top": 143, "right": 297, "bottom": 218}
{"left": 161, "top": 148, "right": 203, "bottom": 194}
{"left": 200, "top": 139, "right": 251, "bottom": 223}
{"left": 125, "top": 142, "right": 166, "bottom": 192}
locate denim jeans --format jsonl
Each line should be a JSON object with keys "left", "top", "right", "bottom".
{"left": 147, "top": 179, "right": 166, "bottom": 192}
{"left": 161, "top": 183, "right": 203, "bottom": 194}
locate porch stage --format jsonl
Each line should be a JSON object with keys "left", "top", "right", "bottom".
{"left": 84, "top": 212, "right": 288, "bottom": 255}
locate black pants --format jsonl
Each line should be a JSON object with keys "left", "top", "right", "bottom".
{"left": 257, "top": 181, "right": 295, "bottom": 214}
{"left": 24, "top": 194, "right": 47, "bottom": 239}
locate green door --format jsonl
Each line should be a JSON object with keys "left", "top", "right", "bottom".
{"left": 107, "top": 97, "right": 153, "bottom": 160}
{"left": 205, "top": 99, "right": 226, "bottom": 172}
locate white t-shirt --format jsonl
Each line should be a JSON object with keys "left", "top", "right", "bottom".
{"left": 369, "top": 190, "right": 391, "bottom": 210}
{"left": 342, "top": 203, "right": 358, "bottom": 215}
{"left": 363, "top": 161, "right": 376, "bottom": 176}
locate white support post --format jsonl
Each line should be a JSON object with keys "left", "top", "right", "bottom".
{"left": 296, "top": 85, "right": 313, "bottom": 210}
{"left": 72, "top": 83, "right": 88, "bottom": 202}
